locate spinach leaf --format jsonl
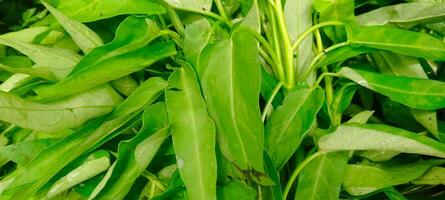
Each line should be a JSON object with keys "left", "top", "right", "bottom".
{"left": 0, "top": 85, "right": 122, "bottom": 132}
{"left": 43, "top": 1, "right": 103, "bottom": 53}
{"left": 319, "top": 123, "right": 445, "bottom": 158}
{"left": 265, "top": 86, "right": 324, "bottom": 169}
{"left": 199, "top": 28, "right": 265, "bottom": 173}
{"left": 90, "top": 104, "right": 170, "bottom": 199}
{"left": 339, "top": 67, "right": 445, "bottom": 110}
{"left": 343, "top": 159, "right": 445, "bottom": 195}
{"left": 165, "top": 64, "right": 217, "bottom": 200}
{"left": 46, "top": 0, "right": 165, "bottom": 22}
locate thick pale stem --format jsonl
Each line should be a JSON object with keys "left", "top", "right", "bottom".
{"left": 214, "top": 0, "right": 230, "bottom": 21}
{"left": 291, "top": 21, "right": 344, "bottom": 51}
{"left": 274, "top": 0, "right": 294, "bottom": 87}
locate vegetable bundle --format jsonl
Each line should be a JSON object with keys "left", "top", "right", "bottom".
{"left": 1, "top": 0, "right": 445, "bottom": 199}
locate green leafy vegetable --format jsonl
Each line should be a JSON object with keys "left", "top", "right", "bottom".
{"left": 166, "top": 64, "right": 217, "bottom": 200}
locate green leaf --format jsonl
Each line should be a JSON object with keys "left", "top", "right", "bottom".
{"left": 43, "top": 1, "right": 103, "bottom": 53}
{"left": 165, "top": 64, "right": 217, "bottom": 200}
{"left": 319, "top": 123, "right": 445, "bottom": 158}
{"left": 0, "top": 85, "right": 122, "bottom": 132}
{"left": 184, "top": 18, "right": 212, "bottom": 71}
{"left": 295, "top": 152, "right": 349, "bottom": 200}
{"left": 47, "top": 0, "right": 165, "bottom": 22}
{"left": 0, "top": 56, "right": 55, "bottom": 80}
{"left": 347, "top": 25, "right": 445, "bottom": 61}
{"left": 109, "top": 76, "right": 139, "bottom": 97}
{"left": 315, "top": 45, "right": 373, "bottom": 68}
{"left": 339, "top": 67, "right": 445, "bottom": 110}
{"left": 0, "top": 27, "right": 49, "bottom": 43}
{"left": 68, "top": 16, "right": 161, "bottom": 76}
{"left": 357, "top": 2, "right": 445, "bottom": 27}
{"left": 0, "top": 37, "right": 80, "bottom": 80}
{"left": 369, "top": 51, "right": 438, "bottom": 137}
{"left": 200, "top": 28, "right": 264, "bottom": 172}
{"left": 265, "top": 86, "right": 325, "bottom": 169}
{"left": 330, "top": 83, "right": 358, "bottom": 125}
{"left": 259, "top": 152, "right": 282, "bottom": 200}
{"left": 343, "top": 159, "right": 444, "bottom": 195}
{"left": 0, "top": 77, "right": 166, "bottom": 199}
{"left": 90, "top": 104, "right": 170, "bottom": 200}
{"left": 33, "top": 41, "right": 176, "bottom": 102}
{"left": 347, "top": 110, "right": 375, "bottom": 124}
{"left": 217, "top": 180, "right": 256, "bottom": 200}
{"left": 314, "top": 0, "right": 355, "bottom": 41}
{"left": 46, "top": 151, "right": 111, "bottom": 199}
{"left": 164, "top": 0, "right": 213, "bottom": 11}
{"left": 0, "top": 138, "right": 58, "bottom": 166}
{"left": 412, "top": 166, "right": 445, "bottom": 185}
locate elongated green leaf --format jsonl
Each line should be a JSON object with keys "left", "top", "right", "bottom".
{"left": 47, "top": 151, "right": 110, "bottom": 199}
{"left": 34, "top": 42, "right": 176, "bottom": 102}
{"left": 343, "top": 159, "right": 444, "bottom": 195}
{"left": 200, "top": 28, "right": 264, "bottom": 172}
{"left": 295, "top": 152, "right": 349, "bottom": 200}
{"left": 0, "top": 138, "right": 58, "bottom": 166}
{"left": 339, "top": 67, "right": 445, "bottom": 110}
{"left": 412, "top": 167, "right": 445, "bottom": 185}
{"left": 184, "top": 18, "right": 212, "bottom": 71}
{"left": 0, "top": 37, "right": 80, "bottom": 80}
{"left": 0, "top": 85, "right": 122, "bottom": 132}
{"left": 165, "top": 64, "right": 217, "bottom": 200}
{"left": 47, "top": 0, "right": 165, "bottom": 22}
{"left": 347, "top": 110, "right": 375, "bottom": 124}
{"left": 90, "top": 104, "right": 170, "bottom": 200}
{"left": 319, "top": 123, "right": 445, "bottom": 157}
{"left": 0, "top": 27, "right": 48, "bottom": 43}
{"left": 0, "top": 74, "right": 34, "bottom": 92}
{"left": 109, "top": 76, "right": 139, "bottom": 97}
{"left": 265, "top": 86, "right": 325, "bottom": 169}
{"left": 347, "top": 25, "right": 445, "bottom": 60}
{"left": 164, "top": 0, "right": 212, "bottom": 11}
{"left": 0, "top": 56, "right": 55, "bottom": 80}
{"left": 370, "top": 51, "right": 438, "bottom": 137}
{"left": 357, "top": 2, "right": 445, "bottom": 27}
{"left": 68, "top": 16, "right": 161, "bottom": 76}
{"left": 330, "top": 83, "right": 358, "bottom": 125}
{"left": 0, "top": 77, "right": 166, "bottom": 199}
{"left": 259, "top": 153, "right": 282, "bottom": 200}
{"left": 316, "top": 45, "right": 373, "bottom": 68}
{"left": 43, "top": 1, "right": 103, "bottom": 53}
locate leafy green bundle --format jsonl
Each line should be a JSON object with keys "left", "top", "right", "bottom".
{"left": 1, "top": 0, "right": 445, "bottom": 199}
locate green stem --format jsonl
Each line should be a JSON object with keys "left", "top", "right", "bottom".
{"left": 301, "top": 42, "right": 350, "bottom": 81}
{"left": 160, "top": 0, "right": 185, "bottom": 36}
{"left": 259, "top": 48, "right": 278, "bottom": 74}
{"left": 159, "top": 30, "right": 183, "bottom": 48}
{"left": 274, "top": 0, "right": 294, "bottom": 87}
{"left": 245, "top": 28, "right": 279, "bottom": 65}
{"left": 262, "top": 81, "right": 284, "bottom": 122}
{"left": 177, "top": 7, "right": 232, "bottom": 27}
{"left": 312, "top": 72, "right": 340, "bottom": 89}
{"left": 283, "top": 151, "right": 326, "bottom": 200}
{"left": 314, "top": 28, "right": 334, "bottom": 123}
{"left": 214, "top": 0, "right": 230, "bottom": 21}
{"left": 267, "top": 4, "right": 286, "bottom": 82}
{"left": 291, "top": 21, "right": 344, "bottom": 51}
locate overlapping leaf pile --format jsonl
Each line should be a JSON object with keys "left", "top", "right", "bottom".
{"left": 1, "top": 0, "right": 445, "bottom": 199}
